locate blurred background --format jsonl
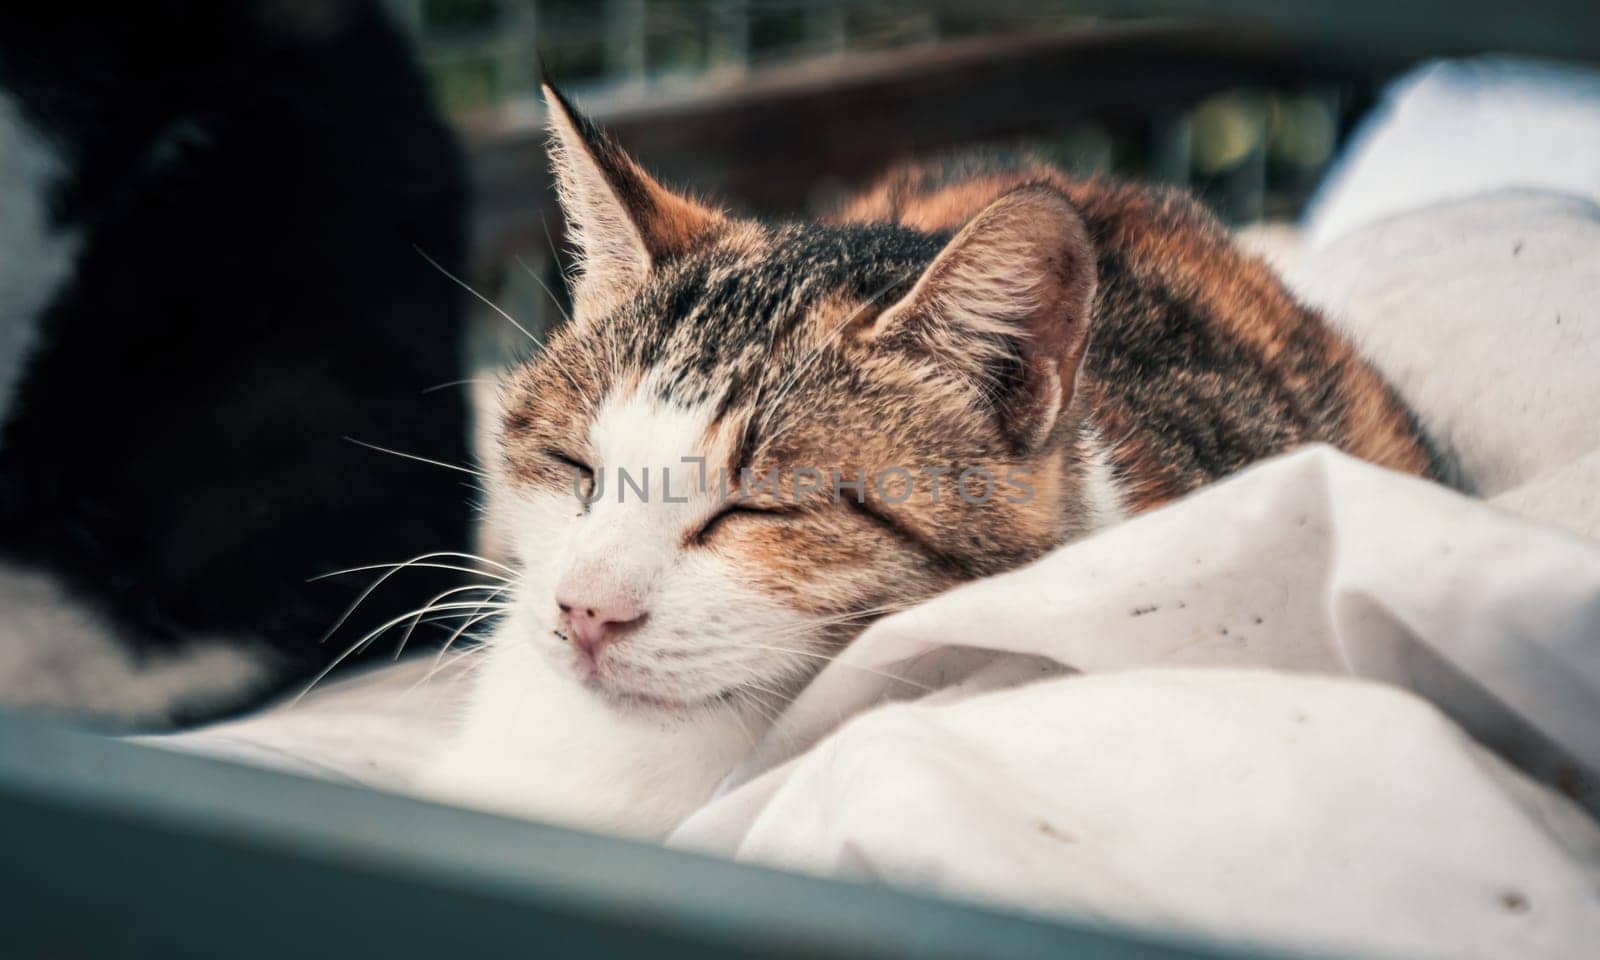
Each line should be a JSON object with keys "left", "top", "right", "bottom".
{"left": 374, "top": 0, "right": 1598, "bottom": 361}
{"left": 400, "top": 0, "right": 1348, "bottom": 221}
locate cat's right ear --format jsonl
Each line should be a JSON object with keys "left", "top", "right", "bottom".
{"left": 542, "top": 83, "right": 725, "bottom": 318}
{"left": 862, "top": 185, "right": 1098, "bottom": 454}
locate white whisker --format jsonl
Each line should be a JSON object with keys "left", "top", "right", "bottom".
{"left": 391, "top": 583, "right": 511, "bottom": 660}
{"left": 295, "top": 599, "right": 513, "bottom": 704}
{"left": 408, "top": 644, "right": 489, "bottom": 696}
{"left": 414, "top": 244, "right": 539, "bottom": 344}
{"left": 515, "top": 253, "right": 573, "bottom": 328}
{"left": 519, "top": 252, "right": 615, "bottom": 397}
{"left": 421, "top": 377, "right": 497, "bottom": 394}
{"left": 310, "top": 560, "right": 511, "bottom": 584}
{"left": 538, "top": 207, "right": 622, "bottom": 394}
{"left": 415, "top": 241, "right": 599, "bottom": 412}
{"left": 344, "top": 436, "right": 486, "bottom": 479}
{"left": 314, "top": 549, "right": 517, "bottom": 647}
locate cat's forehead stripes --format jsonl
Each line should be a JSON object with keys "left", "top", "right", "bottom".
{"left": 598, "top": 222, "right": 943, "bottom": 411}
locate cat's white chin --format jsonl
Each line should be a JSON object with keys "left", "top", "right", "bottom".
{"left": 415, "top": 607, "right": 758, "bottom": 839}
{"left": 580, "top": 672, "right": 740, "bottom": 717}
{"left": 561, "top": 645, "right": 757, "bottom": 719}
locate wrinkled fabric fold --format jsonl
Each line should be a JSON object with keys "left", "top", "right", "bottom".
{"left": 671, "top": 448, "right": 1600, "bottom": 959}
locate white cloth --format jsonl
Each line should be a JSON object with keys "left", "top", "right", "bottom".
{"left": 1304, "top": 58, "right": 1600, "bottom": 248}
{"left": 144, "top": 654, "right": 462, "bottom": 787}
{"left": 1288, "top": 191, "right": 1600, "bottom": 507}
{"left": 681, "top": 669, "right": 1600, "bottom": 960}
{"left": 666, "top": 447, "right": 1600, "bottom": 959}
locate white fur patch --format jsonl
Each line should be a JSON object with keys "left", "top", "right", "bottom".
{"left": 571, "top": 386, "right": 722, "bottom": 587}
{"left": 0, "top": 561, "right": 273, "bottom": 728}
{"left": 1081, "top": 428, "right": 1128, "bottom": 532}
{"left": 423, "top": 382, "right": 818, "bottom": 835}
{"left": 418, "top": 605, "right": 754, "bottom": 837}
{"left": 0, "top": 91, "right": 81, "bottom": 433}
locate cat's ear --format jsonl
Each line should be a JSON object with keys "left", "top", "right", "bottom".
{"left": 866, "top": 185, "right": 1097, "bottom": 453}
{"left": 542, "top": 82, "right": 724, "bottom": 316}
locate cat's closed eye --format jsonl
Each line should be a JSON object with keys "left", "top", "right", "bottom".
{"left": 693, "top": 503, "right": 788, "bottom": 546}
{"left": 547, "top": 449, "right": 595, "bottom": 500}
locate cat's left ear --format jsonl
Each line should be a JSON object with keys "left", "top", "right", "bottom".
{"left": 865, "top": 185, "right": 1097, "bottom": 453}
{"left": 542, "top": 82, "right": 725, "bottom": 317}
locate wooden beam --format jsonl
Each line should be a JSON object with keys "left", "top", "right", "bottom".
{"left": 460, "top": 0, "right": 1600, "bottom": 260}
{"left": 464, "top": 22, "right": 1370, "bottom": 258}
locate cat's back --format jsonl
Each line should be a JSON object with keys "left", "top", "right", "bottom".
{"left": 837, "top": 153, "right": 1445, "bottom": 510}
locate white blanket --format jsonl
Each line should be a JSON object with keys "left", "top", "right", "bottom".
{"left": 669, "top": 447, "right": 1600, "bottom": 959}
{"left": 1304, "top": 58, "right": 1600, "bottom": 249}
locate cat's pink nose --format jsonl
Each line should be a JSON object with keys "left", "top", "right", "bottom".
{"left": 557, "top": 591, "right": 645, "bottom": 658}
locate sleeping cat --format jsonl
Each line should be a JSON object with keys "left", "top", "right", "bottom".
{"left": 420, "top": 84, "right": 1443, "bottom": 837}
{"left": 0, "top": 2, "right": 471, "bottom": 725}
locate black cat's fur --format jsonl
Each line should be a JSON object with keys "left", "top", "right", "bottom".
{"left": 0, "top": 2, "right": 473, "bottom": 724}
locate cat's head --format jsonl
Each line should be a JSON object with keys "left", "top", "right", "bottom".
{"left": 485, "top": 84, "right": 1100, "bottom": 718}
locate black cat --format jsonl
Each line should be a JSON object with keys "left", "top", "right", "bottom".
{"left": 0, "top": 1, "right": 474, "bottom": 726}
